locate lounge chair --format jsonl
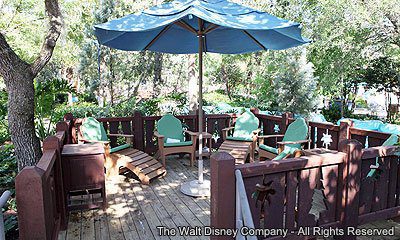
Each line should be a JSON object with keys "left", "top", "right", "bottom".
{"left": 219, "top": 111, "right": 260, "bottom": 163}
{"left": 258, "top": 118, "right": 309, "bottom": 160}
{"left": 154, "top": 114, "right": 198, "bottom": 167}
{"left": 80, "top": 117, "right": 166, "bottom": 184}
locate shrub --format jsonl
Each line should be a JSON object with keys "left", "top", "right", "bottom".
{"left": 0, "top": 144, "right": 18, "bottom": 239}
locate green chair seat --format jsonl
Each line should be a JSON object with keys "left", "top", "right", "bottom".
{"left": 164, "top": 140, "right": 193, "bottom": 147}
{"left": 259, "top": 144, "right": 279, "bottom": 154}
{"left": 226, "top": 136, "right": 254, "bottom": 142}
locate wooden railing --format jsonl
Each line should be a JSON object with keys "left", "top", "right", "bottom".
{"left": 66, "top": 111, "right": 236, "bottom": 154}
{"left": 15, "top": 127, "right": 67, "bottom": 240}
{"left": 211, "top": 140, "right": 400, "bottom": 240}
{"left": 65, "top": 111, "right": 394, "bottom": 155}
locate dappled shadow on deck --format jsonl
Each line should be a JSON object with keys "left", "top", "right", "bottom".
{"left": 58, "top": 155, "right": 400, "bottom": 240}
{"left": 58, "top": 156, "right": 210, "bottom": 240}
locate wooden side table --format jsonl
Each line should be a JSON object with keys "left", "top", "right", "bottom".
{"left": 61, "top": 143, "right": 107, "bottom": 211}
{"left": 195, "top": 132, "right": 213, "bottom": 158}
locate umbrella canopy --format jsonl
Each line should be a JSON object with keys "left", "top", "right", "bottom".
{"left": 94, "top": 0, "right": 310, "bottom": 53}
{"left": 93, "top": 0, "right": 310, "bottom": 197}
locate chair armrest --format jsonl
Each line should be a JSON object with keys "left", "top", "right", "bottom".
{"left": 276, "top": 139, "right": 310, "bottom": 145}
{"left": 222, "top": 127, "right": 235, "bottom": 132}
{"left": 222, "top": 127, "right": 234, "bottom": 141}
{"left": 183, "top": 130, "right": 198, "bottom": 136}
{"left": 81, "top": 139, "right": 110, "bottom": 144}
{"left": 258, "top": 134, "right": 285, "bottom": 139}
{"left": 154, "top": 131, "right": 164, "bottom": 138}
{"left": 107, "top": 133, "right": 134, "bottom": 138}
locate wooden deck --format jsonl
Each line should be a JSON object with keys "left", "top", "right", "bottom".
{"left": 58, "top": 155, "right": 400, "bottom": 240}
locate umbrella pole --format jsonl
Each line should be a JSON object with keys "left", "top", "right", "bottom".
{"left": 180, "top": 23, "right": 210, "bottom": 197}
{"left": 198, "top": 33, "right": 204, "bottom": 184}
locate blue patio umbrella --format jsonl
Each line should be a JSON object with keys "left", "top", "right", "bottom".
{"left": 94, "top": 0, "right": 310, "bottom": 197}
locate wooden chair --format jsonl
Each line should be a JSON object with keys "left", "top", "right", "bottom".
{"left": 258, "top": 118, "right": 309, "bottom": 160}
{"left": 219, "top": 111, "right": 260, "bottom": 163}
{"left": 154, "top": 114, "right": 197, "bottom": 167}
{"left": 80, "top": 117, "right": 166, "bottom": 184}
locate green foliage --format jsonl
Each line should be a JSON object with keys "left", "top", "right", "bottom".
{"left": 0, "top": 144, "right": 18, "bottom": 238}
{"left": 362, "top": 57, "right": 400, "bottom": 94}
{"left": 203, "top": 91, "right": 232, "bottom": 106}
{"left": 34, "top": 78, "right": 76, "bottom": 140}
{"left": 54, "top": 102, "right": 109, "bottom": 120}
{"left": 137, "top": 99, "right": 161, "bottom": 116}
{"left": 321, "top": 104, "right": 354, "bottom": 123}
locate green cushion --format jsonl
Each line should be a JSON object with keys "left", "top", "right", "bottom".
{"left": 157, "top": 114, "right": 185, "bottom": 143}
{"left": 164, "top": 141, "right": 193, "bottom": 147}
{"left": 259, "top": 144, "right": 279, "bottom": 154}
{"left": 232, "top": 111, "right": 259, "bottom": 140}
{"left": 81, "top": 117, "right": 108, "bottom": 141}
{"left": 282, "top": 118, "right": 308, "bottom": 149}
{"left": 110, "top": 143, "right": 131, "bottom": 153}
{"left": 226, "top": 136, "right": 254, "bottom": 142}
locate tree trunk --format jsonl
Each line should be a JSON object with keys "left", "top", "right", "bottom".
{"left": 0, "top": 0, "right": 62, "bottom": 171}
{"left": 4, "top": 62, "right": 42, "bottom": 171}
{"left": 187, "top": 55, "right": 198, "bottom": 112}
{"left": 152, "top": 53, "right": 163, "bottom": 96}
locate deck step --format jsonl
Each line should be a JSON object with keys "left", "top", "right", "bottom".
{"left": 110, "top": 148, "right": 166, "bottom": 184}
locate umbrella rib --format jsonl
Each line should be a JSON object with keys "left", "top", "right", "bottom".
{"left": 144, "top": 24, "right": 172, "bottom": 50}
{"left": 174, "top": 20, "right": 198, "bottom": 35}
{"left": 204, "top": 23, "right": 219, "bottom": 34}
{"left": 242, "top": 30, "right": 267, "bottom": 51}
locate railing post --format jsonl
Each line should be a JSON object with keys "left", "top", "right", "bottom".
{"left": 64, "top": 113, "right": 76, "bottom": 143}
{"left": 43, "top": 136, "right": 67, "bottom": 230}
{"left": 339, "top": 120, "right": 353, "bottom": 145}
{"left": 337, "top": 139, "right": 362, "bottom": 240}
{"left": 56, "top": 121, "right": 69, "bottom": 145}
{"left": 211, "top": 152, "right": 236, "bottom": 240}
{"left": 281, "top": 112, "right": 292, "bottom": 133}
{"left": 250, "top": 107, "right": 259, "bottom": 115}
{"left": 133, "top": 111, "right": 145, "bottom": 151}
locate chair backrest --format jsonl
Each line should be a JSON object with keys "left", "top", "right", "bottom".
{"left": 157, "top": 114, "right": 184, "bottom": 142}
{"left": 282, "top": 118, "right": 308, "bottom": 149}
{"left": 232, "top": 111, "right": 259, "bottom": 138}
{"left": 81, "top": 117, "right": 108, "bottom": 142}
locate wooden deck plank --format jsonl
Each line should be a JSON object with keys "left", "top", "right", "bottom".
{"left": 140, "top": 182, "right": 187, "bottom": 240}
{"left": 66, "top": 211, "right": 82, "bottom": 240}
{"left": 130, "top": 183, "right": 170, "bottom": 240}
{"left": 81, "top": 210, "right": 95, "bottom": 240}
{"left": 113, "top": 180, "right": 140, "bottom": 240}
{"left": 164, "top": 161, "right": 211, "bottom": 225}
{"left": 106, "top": 181, "right": 127, "bottom": 240}
{"left": 121, "top": 181, "right": 156, "bottom": 240}
{"left": 94, "top": 209, "right": 111, "bottom": 240}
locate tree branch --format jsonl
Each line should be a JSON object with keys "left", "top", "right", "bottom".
{"left": 30, "top": 0, "right": 63, "bottom": 77}
{"left": 0, "top": 33, "right": 29, "bottom": 79}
